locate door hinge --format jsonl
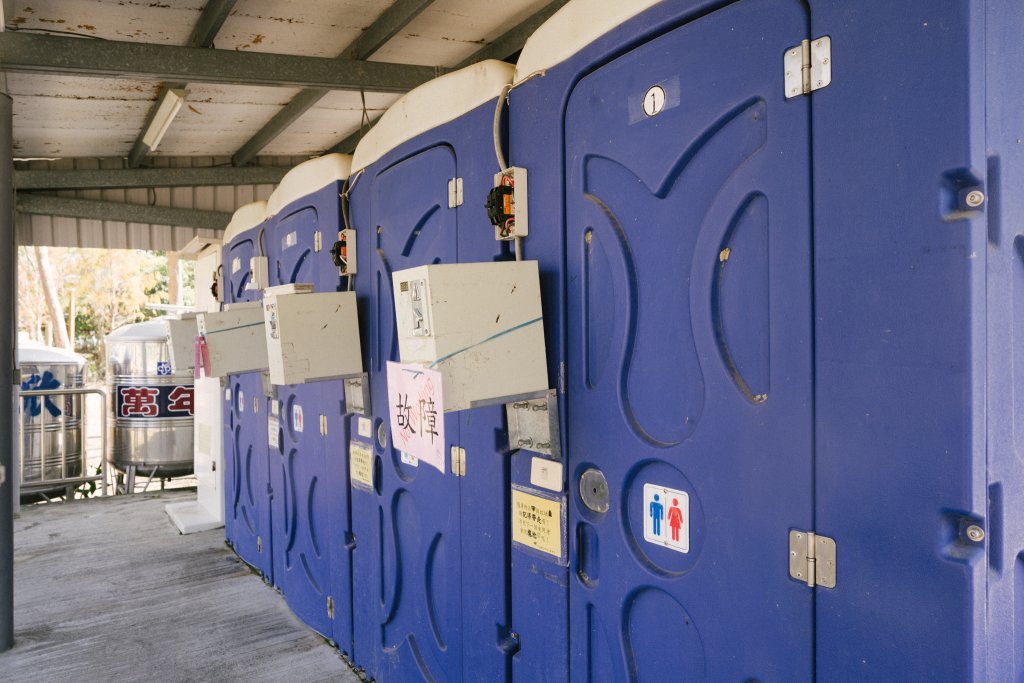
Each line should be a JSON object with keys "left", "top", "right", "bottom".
{"left": 327, "top": 595, "right": 335, "bottom": 619}
{"left": 448, "top": 177, "right": 464, "bottom": 208}
{"left": 319, "top": 414, "right": 328, "bottom": 436}
{"left": 451, "top": 446, "right": 466, "bottom": 477}
{"left": 257, "top": 536, "right": 263, "bottom": 553}
{"left": 314, "top": 230, "right": 323, "bottom": 252}
{"left": 784, "top": 36, "right": 832, "bottom": 98}
{"left": 789, "top": 529, "right": 836, "bottom": 588}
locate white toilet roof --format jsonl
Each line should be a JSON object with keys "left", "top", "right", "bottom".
{"left": 266, "top": 154, "right": 353, "bottom": 218}
{"left": 515, "top": 0, "right": 665, "bottom": 80}
{"left": 352, "top": 60, "right": 515, "bottom": 173}
{"left": 222, "top": 201, "right": 268, "bottom": 243}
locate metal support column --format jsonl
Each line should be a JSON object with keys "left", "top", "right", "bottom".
{"left": 0, "top": 90, "right": 15, "bottom": 653}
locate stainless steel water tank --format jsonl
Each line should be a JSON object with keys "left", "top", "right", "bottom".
{"left": 106, "top": 318, "right": 194, "bottom": 476}
{"left": 17, "top": 342, "right": 86, "bottom": 488}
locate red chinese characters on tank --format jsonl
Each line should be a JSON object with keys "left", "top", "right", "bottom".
{"left": 117, "top": 385, "right": 194, "bottom": 418}
{"left": 167, "top": 386, "right": 194, "bottom": 415}
{"left": 119, "top": 387, "right": 159, "bottom": 417}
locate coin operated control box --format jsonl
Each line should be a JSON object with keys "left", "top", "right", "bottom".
{"left": 196, "top": 301, "right": 269, "bottom": 377}
{"left": 392, "top": 261, "right": 548, "bottom": 411}
{"left": 164, "top": 313, "right": 199, "bottom": 373}
{"left": 263, "top": 283, "right": 363, "bottom": 386}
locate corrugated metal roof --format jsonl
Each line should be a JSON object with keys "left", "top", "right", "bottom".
{"left": 15, "top": 155, "right": 304, "bottom": 251}
{"left": 8, "top": 73, "right": 160, "bottom": 157}
{"left": 156, "top": 84, "right": 303, "bottom": 157}
{"left": 7, "top": 1, "right": 200, "bottom": 43}
{"left": 214, "top": 0, "right": 392, "bottom": 56}
{"left": 5, "top": 0, "right": 554, "bottom": 160}
{"left": 259, "top": 89, "right": 400, "bottom": 156}
{"left": 371, "top": 0, "right": 550, "bottom": 65}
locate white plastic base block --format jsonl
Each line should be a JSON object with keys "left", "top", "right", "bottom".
{"left": 165, "top": 500, "right": 224, "bottom": 534}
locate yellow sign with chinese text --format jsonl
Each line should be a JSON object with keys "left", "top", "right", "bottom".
{"left": 350, "top": 441, "right": 374, "bottom": 490}
{"left": 512, "top": 488, "right": 563, "bottom": 559}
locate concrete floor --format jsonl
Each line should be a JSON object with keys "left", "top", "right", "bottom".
{"left": 0, "top": 490, "right": 361, "bottom": 682}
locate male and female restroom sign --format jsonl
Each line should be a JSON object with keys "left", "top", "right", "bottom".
{"left": 644, "top": 483, "right": 690, "bottom": 553}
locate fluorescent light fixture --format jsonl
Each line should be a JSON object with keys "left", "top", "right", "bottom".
{"left": 179, "top": 235, "right": 223, "bottom": 259}
{"left": 142, "top": 88, "right": 189, "bottom": 152}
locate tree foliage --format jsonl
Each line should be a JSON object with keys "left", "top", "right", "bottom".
{"left": 18, "top": 247, "right": 195, "bottom": 379}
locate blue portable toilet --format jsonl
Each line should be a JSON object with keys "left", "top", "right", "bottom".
{"left": 263, "top": 153, "right": 355, "bottom": 652}
{"left": 510, "top": 0, "right": 1024, "bottom": 680}
{"left": 346, "top": 60, "right": 521, "bottom": 682}
{"left": 218, "top": 200, "right": 275, "bottom": 582}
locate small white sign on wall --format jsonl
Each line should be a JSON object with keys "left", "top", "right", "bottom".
{"left": 643, "top": 483, "right": 690, "bottom": 554}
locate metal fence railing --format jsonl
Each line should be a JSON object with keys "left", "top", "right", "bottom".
{"left": 18, "top": 387, "right": 108, "bottom": 500}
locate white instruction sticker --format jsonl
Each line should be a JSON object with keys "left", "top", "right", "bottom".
{"left": 237, "top": 390, "right": 245, "bottom": 413}
{"left": 231, "top": 256, "right": 241, "bottom": 274}
{"left": 530, "top": 457, "right": 563, "bottom": 493}
{"left": 268, "top": 415, "right": 279, "bottom": 449}
{"left": 357, "top": 416, "right": 372, "bottom": 439}
{"left": 400, "top": 451, "right": 419, "bottom": 467}
{"left": 292, "top": 403, "right": 304, "bottom": 433}
{"left": 643, "top": 483, "right": 689, "bottom": 554}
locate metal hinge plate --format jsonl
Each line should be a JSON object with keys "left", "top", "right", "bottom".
{"left": 784, "top": 36, "right": 831, "bottom": 98}
{"left": 344, "top": 374, "right": 370, "bottom": 416}
{"left": 319, "top": 414, "right": 328, "bottom": 436}
{"left": 314, "top": 230, "right": 323, "bottom": 252}
{"left": 257, "top": 536, "right": 262, "bottom": 553}
{"left": 506, "top": 389, "right": 561, "bottom": 458}
{"left": 448, "top": 177, "right": 463, "bottom": 208}
{"left": 327, "top": 595, "right": 335, "bottom": 619}
{"left": 789, "top": 529, "right": 836, "bottom": 588}
{"left": 451, "top": 446, "right": 466, "bottom": 477}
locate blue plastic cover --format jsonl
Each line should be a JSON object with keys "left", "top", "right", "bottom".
{"left": 266, "top": 175, "right": 354, "bottom": 653}
{"left": 222, "top": 226, "right": 274, "bottom": 582}
{"left": 348, "top": 100, "right": 516, "bottom": 681}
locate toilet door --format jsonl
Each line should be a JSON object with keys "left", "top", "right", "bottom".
{"left": 563, "top": 0, "right": 815, "bottom": 679}
{"left": 270, "top": 208, "right": 336, "bottom": 638}
{"left": 352, "top": 144, "right": 463, "bottom": 681}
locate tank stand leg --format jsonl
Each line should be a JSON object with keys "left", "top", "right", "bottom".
{"left": 141, "top": 466, "right": 160, "bottom": 493}
{"left": 125, "top": 466, "right": 136, "bottom": 495}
